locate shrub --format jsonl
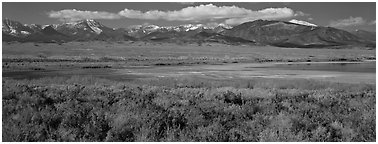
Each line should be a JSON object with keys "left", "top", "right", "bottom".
{"left": 2, "top": 76, "right": 375, "bottom": 142}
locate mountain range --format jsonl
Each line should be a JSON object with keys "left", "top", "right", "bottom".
{"left": 2, "top": 18, "right": 376, "bottom": 48}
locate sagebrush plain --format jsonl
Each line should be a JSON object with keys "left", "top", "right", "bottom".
{"left": 2, "top": 42, "right": 376, "bottom": 142}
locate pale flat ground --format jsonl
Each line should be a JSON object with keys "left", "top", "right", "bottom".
{"left": 113, "top": 62, "right": 376, "bottom": 84}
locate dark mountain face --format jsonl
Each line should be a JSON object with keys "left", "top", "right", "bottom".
{"left": 273, "top": 27, "right": 365, "bottom": 48}
{"left": 140, "top": 30, "right": 255, "bottom": 45}
{"left": 351, "top": 29, "right": 376, "bottom": 42}
{"left": 41, "top": 26, "right": 67, "bottom": 36}
{"left": 192, "top": 31, "right": 255, "bottom": 45}
{"left": 19, "top": 26, "right": 69, "bottom": 43}
{"left": 223, "top": 19, "right": 373, "bottom": 48}
{"left": 141, "top": 31, "right": 185, "bottom": 42}
{"left": 94, "top": 28, "right": 137, "bottom": 41}
{"left": 224, "top": 20, "right": 310, "bottom": 44}
{"left": 3, "top": 33, "right": 25, "bottom": 42}
{"left": 224, "top": 20, "right": 314, "bottom": 45}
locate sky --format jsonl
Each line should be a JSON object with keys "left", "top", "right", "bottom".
{"left": 2, "top": 2, "right": 376, "bottom": 31}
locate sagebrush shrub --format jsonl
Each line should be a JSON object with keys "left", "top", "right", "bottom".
{"left": 2, "top": 77, "right": 375, "bottom": 142}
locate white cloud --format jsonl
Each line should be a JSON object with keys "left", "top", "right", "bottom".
{"left": 119, "top": 4, "right": 253, "bottom": 21}
{"left": 48, "top": 9, "right": 122, "bottom": 22}
{"left": 294, "top": 11, "right": 310, "bottom": 17}
{"left": 47, "top": 4, "right": 307, "bottom": 26}
{"left": 118, "top": 4, "right": 303, "bottom": 25}
{"left": 329, "top": 17, "right": 366, "bottom": 27}
{"left": 224, "top": 7, "right": 297, "bottom": 25}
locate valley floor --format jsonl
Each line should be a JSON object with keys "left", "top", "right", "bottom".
{"left": 2, "top": 42, "right": 376, "bottom": 142}
{"left": 3, "top": 41, "right": 376, "bottom": 63}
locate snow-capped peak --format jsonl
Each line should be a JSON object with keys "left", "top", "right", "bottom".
{"left": 289, "top": 19, "right": 317, "bottom": 27}
{"left": 2, "top": 19, "right": 36, "bottom": 36}
{"left": 56, "top": 19, "right": 104, "bottom": 34}
{"left": 84, "top": 19, "right": 103, "bottom": 34}
{"left": 42, "top": 24, "right": 51, "bottom": 29}
{"left": 217, "top": 23, "right": 232, "bottom": 29}
{"left": 171, "top": 24, "right": 206, "bottom": 32}
{"left": 184, "top": 24, "right": 205, "bottom": 31}
{"left": 128, "top": 24, "right": 160, "bottom": 30}
{"left": 144, "top": 24, "right": 160, "bottom": 30}
{"left": 84, "top": 19, "right": 103, "bottom": 27}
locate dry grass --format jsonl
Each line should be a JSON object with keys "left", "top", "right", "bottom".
{"left": 3, "top": 41, "right": 375, "bottom": 63}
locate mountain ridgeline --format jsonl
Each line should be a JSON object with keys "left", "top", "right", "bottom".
{"left": 2, "top": 18, "right": 376, "bottom": 48}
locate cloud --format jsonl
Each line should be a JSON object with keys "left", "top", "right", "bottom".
{"left": 329, "top": 17, "right": 366, "bottom": 27}
{"left": 294, "top": 11, "right": 310, "bottom": 17}
{"left": 47, "top": 9, "right": 122, "bottom": 22}
{"left": 119, "top": 4, "right": 255, "bottom": 21}
{"left": 224, "top": 7, "right": 299, "bottom": 25}
{"left": 47, "top": 4, "right": 307, "bottom": 26}
{"left": 118, "top": 4, "right": 304, "bottom": 25}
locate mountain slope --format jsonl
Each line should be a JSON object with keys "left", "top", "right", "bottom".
{"left": 3, "top": 33, "right": 25, "bottom": 42}
{"left": 24, "top": 25, "right": 70, "bottom": 42}
{"left": 223, "top": 19, "right": 373, "bottom": 48}
{"left": 2, "top": 19, "right": 70, "bottom": 42}
{"left": 192, "top": 31, "right": 255, "bottom": 45}
{"left": 54, "top": 19, "right": 105, "bottom": 40}
{"left": 94, "top": 28, "right": 137, "bottom": 41}
{"left": 2, "top": 18, "right": 376, "bottom": 48}
{"left": 223, "top": 20, "right": 313, "bottom": 44}
{"left": 140, "top": 30, "right": 255, "bottom": 45}
{"left": 351, "top": 29, "right": 376, "bottom": 42}
{"left": 2, "top": 19, "right": 37, "bottom": 37}
{"left": 126, "top": 23, "right": 231, "bottom": 38}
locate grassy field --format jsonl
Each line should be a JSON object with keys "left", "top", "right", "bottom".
{"left": 2, "top": 42, "right": 376, "bottom": 142}
{"left": 3, "top": 41, "right": 375, "bottom": 64}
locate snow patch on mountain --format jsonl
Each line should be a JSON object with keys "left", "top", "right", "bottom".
{"left": 180, "top": 24, "right": 205, "bottom": 31}
{"left": 89, "top": 26, "right": 102, "bottom": 34}
{"left": 289, "top": 19, "right": 317, "bottom": 27}
{"left": 169, "top": 24, "right": 210, "bottom": 32}
{"left": 42, "top": 25, "right": 51, "bottom": 29}
{"left": 217, "top": 23, "right": 232, "bottom": 29}
{"left": 85, "top": 19, "right": 103, "bottom": 34}
{"left": 53, "top": 19, "right": 105, "bottom": 34}
{"left": 127, "top": 24, "right": 160, "bottom": 33}
{"left": 21, "top": 31, "right": 30, "bottom": 35}
{"left": 10, "top": 29, "right": 17, "bottom": 35}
